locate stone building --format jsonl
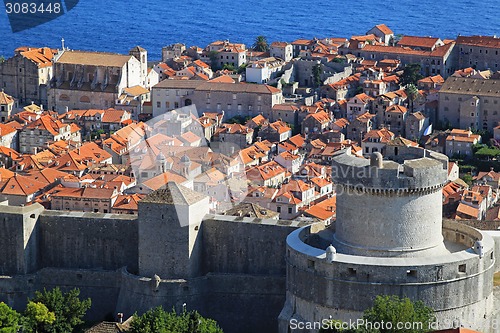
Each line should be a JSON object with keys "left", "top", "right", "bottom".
{"left": 216, "top": 123, "right": 254, "bottom": 148}
{"left": 270, "top": 42, "right": 293, "bottom": 62}
{"left": 279, "top": 147, "right": 497, "bottom": 333}
{"left": 207, "top": 40, "right": 247, "bottom": 69}
{"left": 19, "top": 115, "right": 81, "bottom": 154}
{"left": 438, "top": 77, "right": 500, "bottom": 131}
{"left": 48, "top": 50, "right": 144, "bottom": 113}
{"left": 405, "top": 111, "right": 429, "bottom": 141}
{"left": 51, "top": 187, "right": 119, "bottom": 213}
{"left": 366, "top": 24, "right": 394, "bottom": 45}
{"left": 445, "top": 129, "right": 481, "bottom": 158}
{"left": 348, "top": 42, "right": 457, "bottom": 77}
{"left": 0, "top": 90, "right": 15, "bottom": 122}
{"left": 152, "top": 80, "right": 283, "bottom": 119}
{"left": 0, "top": 47, "right": 56, "bottom": 106}
{"left": 456, "top": 36, "right": 500, "bottom": 71}
{"left": 162, "top": 43, "right": 186, "bottom": 62}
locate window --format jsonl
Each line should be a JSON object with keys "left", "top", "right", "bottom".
{"left": 458, "top": 264, "right": 466, "bottom": 273}
{"left": 156, "top": 102, "right": 161, "bottom": 108}
{"left": 165, "top": 101, "right": 170, "bottom": 108}
{"left": 407, "top": 270, "right": 417, "bottom": 277}
{"left": 348, "top": 268, "right": 357, "bottom": 276}
{"left": 307, "top": 260, "right": 315, "bottom": 269}
{"left": 277, "top": 206, "right": 281, "bottom": 213}
{"left": 288, "top": 207, "right": 292, "bottom": 214}
{"left": 233, "top": 94, "right": 237, "bottom": 100}
{"left": 174, "top": 102, "right": 179, "bottom": 108}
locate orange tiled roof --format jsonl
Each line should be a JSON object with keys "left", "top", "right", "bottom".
{"left": 363, "top": 128, "right": 395, "bottom": 143}
{"left": 0, "top": 123, "right": 17, "bottom": 136}
{"left": 288, "top": 134, "right": 305, "bottom": 148}
{"left": 101, "top": 109, "right": 128, "bottom": 123}
{"left": 1, "top": 174, "right": 47, "bottom": 196}
{"left": 112, "top": 193, "right": 145, "bottom": 211}
{"left": 362, "top": 42, "right": 454, "bottom": 58}
{"left": 25, "top": 115, "right": 67, "bottom": 136}
{"left": 419, "top": 75, "right": 445, "bottom": 84}
{"left": 456, "top": 35, "right": 500, "bottom": 49}
{"left": 455, "top": 202, "right": 479, "bottom": 219}
{"left": 0, "top": 91, "right": 14, "bottom": 105}
{"left": 246, "top": 161, "right": 286, "bottom": 181}
{"left": 397, "top": 36, "right": 440, "bottom": 49}
{"left": 386, "top": 104, "right": 408, "bottom": 114}
{"left": 374, "top": 24, "right": 393, "bottom": 35}
{"left": 19, "top": 47, "right": 56, "bottom": 68}
{"left": 305, "top": 196, "right": 336, "bottom": 220}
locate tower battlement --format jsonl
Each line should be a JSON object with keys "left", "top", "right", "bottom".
{"left": 331, "top": 147, "right": 448, "bottom": 192}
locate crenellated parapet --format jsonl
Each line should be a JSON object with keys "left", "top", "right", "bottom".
{"left": 331, "top": 147, "right": 448, "bottom": 193}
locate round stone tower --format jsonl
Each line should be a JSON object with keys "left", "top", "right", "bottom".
{"left": 333, "top": 148, "right": 448, "bottom": 257}
{"left": 279, "top": 147, "right": 496, "bottom": 333}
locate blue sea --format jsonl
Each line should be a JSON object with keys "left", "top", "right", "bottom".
{"left": 0, "top": 0, "right": 499, "bottom": 60}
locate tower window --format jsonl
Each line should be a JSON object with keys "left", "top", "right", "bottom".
{"left": 458, "top": 264, "right": 466, "bottom": 273}
{"left": 348, "top": 267, "right": 357, "bottom": 276}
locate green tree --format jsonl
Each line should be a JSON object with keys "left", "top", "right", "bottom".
{"left": 130, "top": 307, "right": 223, "bottom": 333}
{"left": 23, "top": 302, "right": 56, "bottom": 333}
{"left": 0, "top": 56, "right": 5, "bottom": 63}
{"left": 29, "top": 288, "right": 91, "bottom": 333}
{"left": 252, "top": 35, "right": 269, "bottom": 52}
{"left": 208, "top": 51, "right": 220, "bottom": 71}
{"left": 360, "top": 295, "right": 435, "bottom": 333}
{"left": 312, "top": 63, "right": 323, "bottom": 88}
{"left": 222, "top": 64, "right": 235, "bottom": 72}
{"left": 400, "top": 64, "right": 423, "bottom": 87}
{"left": 405, "top": 84, "right": 419, "bottom": 112}
{"left": 0, "top": 302, "right": 20, "bottom": 333}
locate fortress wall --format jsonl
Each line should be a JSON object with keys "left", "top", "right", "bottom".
{"left": 36, "top": 268, "right": 122, "bottom": 321}
{"left": 0, "top": 268, "right": 122, "bottom": 322}
{"left": 202, "top": 274, "right": 286, "bottom": 333}
{"left": 483, "top": 231, "right": 500, "bottom": 272}
{"left": 116, "top": 268, "right": 199, "bottom": 318}
{"left": 0, "top": 204, "right": 44, "bottom": 275}
{"left": 0, "top": 274, "right": 37, "bottom": 311}
{"left": 116, "top": 269, "right": 285, "bottom": 333}
{"left": 39, "top": 211, "right": 138, "bottom": 273}
{"left": 201, "top": 216, "right": 297, "bottom": 275}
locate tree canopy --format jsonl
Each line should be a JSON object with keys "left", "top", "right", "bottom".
{"left": 23, "top": 302, "right": 56, "bottom": 333}
{"left": 400, "top": 64, "right": 424, "bottom": 86}
{"left": 312, "top": 64, "right": 323, "bottom": 88}
{"left": 0, "top": 302, "right": 20, "bottom": 333}
{"left": 405, "top": 84, "right": 419, "bottom": 112}
{"left": 321, "top": 295, "right": 435, "bottom": 333}
{"left": 129, "top": 307, "right": 223, "bottom": 333}
{"left": 361, "top": 295, "right": 435, "bottom": 333}
{"left": 252, "top": 36, "right": 269, "bottom": 52}
{"left": 29, "top": 287, "right": 91, "bottom": 333}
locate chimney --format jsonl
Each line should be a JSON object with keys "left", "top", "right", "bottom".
{"left": 117, "top": 313, "right": 123, "bottom": 324}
